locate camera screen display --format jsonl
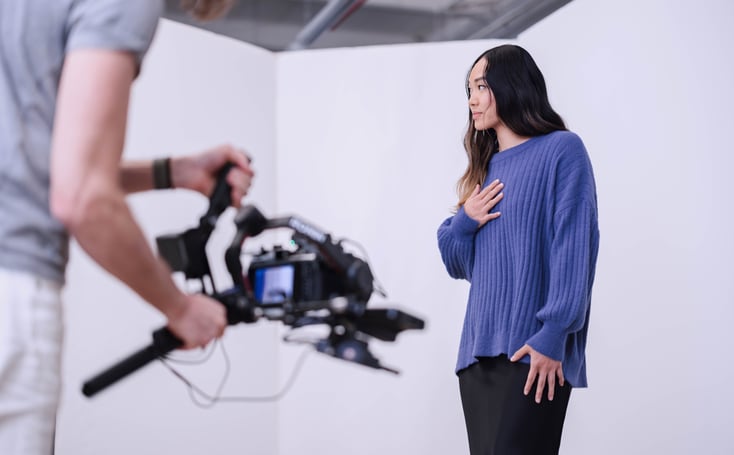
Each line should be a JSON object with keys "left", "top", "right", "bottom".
{"left": 253, "top": 264, "right": 295, "bottom": 304}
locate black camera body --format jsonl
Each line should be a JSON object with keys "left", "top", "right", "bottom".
{"left": 248, "top": 246, "right": 345, "bottom": 307}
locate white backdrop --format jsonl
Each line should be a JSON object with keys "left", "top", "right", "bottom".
{"left": 522, "top": 1, "right": 734, "bottom": 453}
{"left": 56, "top": 0, "right": 734, "bottom": 453}
{"left": 274, "top": 41, "right": 486, "bottom": 455}
{"left": 275, "top": 0, "right": 734, "bottom": 454}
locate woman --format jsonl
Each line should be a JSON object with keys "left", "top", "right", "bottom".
{"left": 437, "top": 44, "right": 600, "bottom": 454}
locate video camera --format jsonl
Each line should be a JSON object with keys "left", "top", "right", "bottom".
{"left": 82, "top": 165, "right": 425, "bottom": 397}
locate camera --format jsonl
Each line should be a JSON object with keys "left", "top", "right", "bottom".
{"left": 81, "top": 166, "right": 424, "bottom": 398}
{"left": 249, "top": 247, "right": 341, "bottom": 306}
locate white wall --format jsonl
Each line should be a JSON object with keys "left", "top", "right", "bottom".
{"left": 274, "top": 41, "right": 494, "bottom": 455}
{"left": 56, "top": 20, "right": 279, "bottom": 455}
{"left": 520, "top": 1, "right": 734, "bottom": 453}
{"left": 274, "top": 0, "right": 734, "bottom": 454}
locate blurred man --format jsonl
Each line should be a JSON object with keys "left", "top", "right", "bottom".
{"left": 0, "top": 1, "right": 249, "bottom": 453}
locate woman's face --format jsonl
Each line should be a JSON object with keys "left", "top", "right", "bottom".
{"left": 467, "top": 58, "right": 499, "bottom": 131}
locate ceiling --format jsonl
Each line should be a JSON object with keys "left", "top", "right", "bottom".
{"left": 163, "top": 0, "right": 573, "bottom": 52}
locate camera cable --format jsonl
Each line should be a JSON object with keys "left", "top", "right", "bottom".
{"left": 160, "top": 341, "right": 312, "bottom": 408}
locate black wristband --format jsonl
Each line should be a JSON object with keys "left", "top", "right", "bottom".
{"left": 152, "top": 157, "right": 172, "bottom": 189}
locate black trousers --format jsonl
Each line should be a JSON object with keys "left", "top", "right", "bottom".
{"left": 458, "top": 355, "right": 572, "bottom": 455}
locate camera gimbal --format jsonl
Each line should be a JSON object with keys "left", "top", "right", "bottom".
{"left": 82, "top": 165, "right": 425, "bottom": 398}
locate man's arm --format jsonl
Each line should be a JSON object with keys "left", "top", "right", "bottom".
{"left": 119, "top": 146, "right": 254, "bottom": 203}
{"left": 50, "top": 49, "right": 225, "bottom": 348}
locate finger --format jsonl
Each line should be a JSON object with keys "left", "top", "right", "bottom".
{"left": 483, "top": 179, "right": 501, "bottom": 192}
{"left": 221, "top": 145, "right": 254, "bottom": 175}
{"left": 478, "top": 179, "right": 501, "bottom": 195}
{"left": 488, "top": 191, "right": 504, "bottom": 206}
{"left": 479, "top": 195, "right": 503, "bottom": 215}
{"left": 230, "top": 189, "right": 244, "bottom": 208}
{"left": 478, "top": 213, "right": 499, "bottom": 227}
{"left": 488, "top": 181, "right": 504, "bottom": 196}
{"left": 226, "top": 166, "right": 249, "bottom": 186}
{"left": 477, "top": 184, "right": 495, "bottom": 203}
{"left": 217, "top": 310, "right": 227, "bottom": 338}
{"left": 523, "top": 367, "right": 537, "bottom": 396}
{"left": 470, "top": 184, "right": 481, "bottom": 197}
{"left": 234, "top": 152, "right": 254, "bottom": 176}
{"left": 477, "top": 192, "right": 493, "bottom": 207}
{"left": 535, "top": 371, "right": 547, "bottom": 404}
{"left": 482, "top": 212, "right": 501, "bottom": 223}
{"left": 479, "top": 185, "right": 504, "bottom": 207}
{"left": 226, "top": 168, "right": 253, "bottom": 207}
{"left": 510, "top": 345, "right": 528, "bottom": 362}
{"left": 558, "top": 368, "right": 565, "bottom": 388}
{"left": 547, "top": 372, "right": 556, "bottom": 402}
{"left": 481, "top": 187, "right": 504, "bottom": 207}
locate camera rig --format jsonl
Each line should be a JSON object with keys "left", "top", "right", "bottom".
{"left": 82, "top": 165, "right": 425, "bottom": 398}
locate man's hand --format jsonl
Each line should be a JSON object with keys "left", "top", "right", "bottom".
{"left": 166, "top": 293, "right": 227, "bottom": 350}
{"left": 171, "top": 144, "right": 254, "bottom": 207}
{"left": 510, "top": 344, "right": 565, "bottom": 404}
{"left": 464, "top": 180, "right": 504, "bottom": 227}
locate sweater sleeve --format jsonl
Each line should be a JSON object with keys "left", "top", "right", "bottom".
{"left": 437, "top": 206, "right": 478, "bottom": 281}
{"left": 526, "top": 203, "right": 598, "bottom": 361}
{"left": 526, "top": 133, "right": 600, "bottom": 361}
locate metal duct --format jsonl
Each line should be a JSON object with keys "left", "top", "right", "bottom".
{"left": 287, "top": 0, "right": 367, "bottom": 51}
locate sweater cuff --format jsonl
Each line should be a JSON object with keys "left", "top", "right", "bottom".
{"left": 526, "top": 321, "right": 567, "bottom": 362}
{"left": 450, "top": 207, "right": 479, "bottom": 239}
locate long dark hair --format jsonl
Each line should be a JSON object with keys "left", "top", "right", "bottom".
{"left": 457, "top": 44, "right": 566, "bottom": 206}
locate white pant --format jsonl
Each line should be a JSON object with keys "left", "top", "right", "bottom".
{"left": 0, "top": 268, "right": 63, "bottom": 455}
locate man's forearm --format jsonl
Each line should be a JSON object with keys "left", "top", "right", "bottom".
{"left": 67, "top": 185, "right": 186, "bottom": 319}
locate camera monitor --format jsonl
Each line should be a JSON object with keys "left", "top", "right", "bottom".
{"left": 252, "top": 264, "right": 294, "bottom": 304}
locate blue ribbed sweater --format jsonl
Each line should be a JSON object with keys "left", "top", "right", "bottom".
{"left": 438, "top": 130, "right": 599, "bottom": 388}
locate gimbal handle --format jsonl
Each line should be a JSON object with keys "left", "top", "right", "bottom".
{"left": 82, "top": 327, "right": 182, "bottom": 397}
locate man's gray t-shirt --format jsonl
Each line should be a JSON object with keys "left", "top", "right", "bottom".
{"left": 0, "top": 0, "right": 163, "bottom": 283}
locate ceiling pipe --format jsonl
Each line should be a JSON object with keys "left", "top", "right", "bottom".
{"left": 287, "top": 0, "right": 366, "bottom": 51}
{"left": 330, "top": 0, "right": 367, "bottom": 30}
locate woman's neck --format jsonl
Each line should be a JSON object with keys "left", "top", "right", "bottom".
{"left": 495, "top": 124, "right": 530, "bottom": 152}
